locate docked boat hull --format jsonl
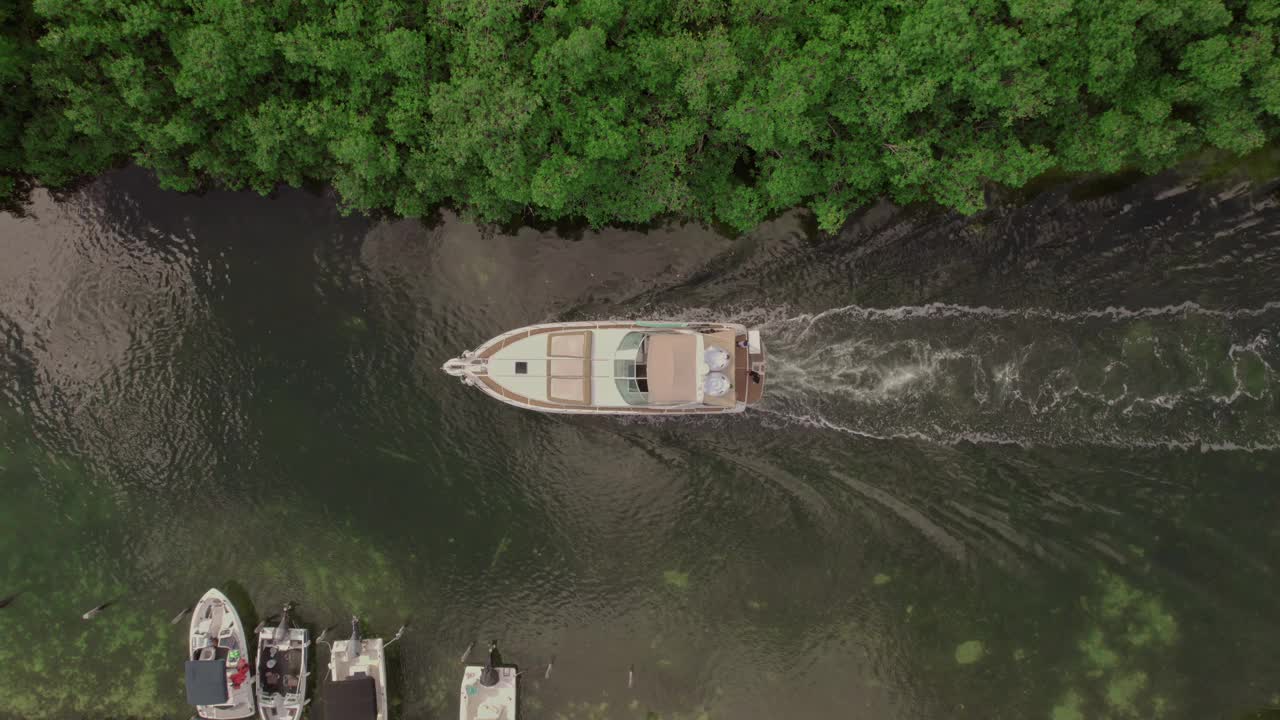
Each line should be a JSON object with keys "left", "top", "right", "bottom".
{"left": 255, "top": 617, "right": 309, "bottom": 720}
{"left": 443, "top": 321, "right": 767, "bottom": 415}
{"left": 326, "top": 635, "right": 388, "bottom": 720}
{"left": 187, "top": 589, "right": 256, "bottom": 720}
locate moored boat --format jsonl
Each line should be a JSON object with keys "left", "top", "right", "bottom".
{"left": 459, "top": 641, "right": 518, "bottom": 720}
{"left": 255, "top": 605, "right": 310, "bottom": 720}
{"left": 186, "top": 588, "right": 256, "bottom": 720}
{"left": 322, "top": 616, "right": 403, "bottom": 720}
{"left": 443, "top": 321, "right": 766, "bottom": 414}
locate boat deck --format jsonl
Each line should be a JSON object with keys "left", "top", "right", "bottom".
{"left": 258, "top": 647, "right": 303, "bottom": 696}
{"left": 460, "top": 664, "right": 518, "bottom": 720}
{"left": 735, "top": 333, "right": 765, "bottom": 403}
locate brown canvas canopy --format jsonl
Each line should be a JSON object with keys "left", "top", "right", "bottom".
{"left": 546, "top": 330, "right": 592, "bottom": 404}
{"left": 646, "top": 333, "right": 697, "bottom": 403}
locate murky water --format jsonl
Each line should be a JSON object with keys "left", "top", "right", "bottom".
{"left": 2, "top": 154, "right": 1279, "bottom": 720}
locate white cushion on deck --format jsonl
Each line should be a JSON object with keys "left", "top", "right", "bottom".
{"left": 549, "top": 358, "right": 581, "bottom": 376}
{"left": 549, "top": 377, "right": 589, "bottom": 403}
{"left": 548, "top": 332, "right": 590, "bottom": 357}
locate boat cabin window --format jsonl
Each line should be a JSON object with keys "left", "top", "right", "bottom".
{"left": 615, "top": 377, "right": 648, "bottom": 404}
{"left": 612, "top": 332, "right": 652, "bottom": 404}
{"left": 613, "top": 360, "right": 649, "bottom": 384}
{"left": 616, "top": 332, "right": 647, "bottom": 354}
{"left": 617, "top": 336, "right": 649, "bottom": 369}
{"left": 614, "top": 359, "right": 650, "bottom": 403}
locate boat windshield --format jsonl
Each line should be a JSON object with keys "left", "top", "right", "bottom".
{"left": 614, "top": 332, "right": 650, "bottom": 404}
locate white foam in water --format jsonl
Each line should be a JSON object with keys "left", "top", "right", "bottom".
{"left": 745, "top": 302, "right": 1280, "bottom": 450}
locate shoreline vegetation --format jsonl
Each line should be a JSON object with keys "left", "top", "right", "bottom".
{"left": 2, "top": 0, "right": 1279, "bottom": 232}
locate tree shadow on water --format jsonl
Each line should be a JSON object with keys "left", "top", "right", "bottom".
{"left": 219, "top": 581, "right": 259, "bottom": 644}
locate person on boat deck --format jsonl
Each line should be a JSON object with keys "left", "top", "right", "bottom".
{"left": 737, "top": 339, "right": 749, "bottom": 349}
{"left": 748, "top": 370, "right": 762, "bottom": 384}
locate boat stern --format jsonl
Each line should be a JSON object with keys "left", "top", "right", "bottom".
{"left": 736, "top": 329, "right": 767, "bottom": 406}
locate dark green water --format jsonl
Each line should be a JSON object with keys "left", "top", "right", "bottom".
{"left": 2, "top": 154, "right": 1279, "bottom": 720}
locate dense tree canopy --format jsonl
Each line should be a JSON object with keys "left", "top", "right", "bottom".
{"left": 3, "top": 0, "right": 1279, "bottom": 230}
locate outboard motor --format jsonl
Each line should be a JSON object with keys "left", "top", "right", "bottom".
{"left": 480, "top": 640, "right": 502, "bottom": 687}
{"left": 348, "top": 616, "right": 363, "bottom": 658}
{"left": 273, "top": 606, "right": 290, "bottom": 645}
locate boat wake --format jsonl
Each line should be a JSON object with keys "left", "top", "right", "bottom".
{"left": 744, "top": 302, "right": 1280, "bottom": 449}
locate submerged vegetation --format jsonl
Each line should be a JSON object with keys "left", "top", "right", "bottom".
{"left": 0, "top": 449, "right": 178, "bottom": 719}
{"left": 954, "top": 639, "right": 986, "bottom": 665}
{"left": 1, "top": 0, "right": 1279, "bottom": 229}
{"left": 1049, "top": 570, "right": 1181, "bottom": 720}
{"left": 0, "top": 440, "right": 410, "bottom": 719}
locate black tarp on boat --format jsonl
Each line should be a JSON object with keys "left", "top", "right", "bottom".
{"left": 185, "top": 660, "right": 228, "bottom": 705}
{"left": 324, "top": 676, "right": 377, "bottom": 720}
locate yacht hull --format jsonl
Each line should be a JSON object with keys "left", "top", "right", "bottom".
{"left": 443, "top": 321, "right": 767, "bottom": 415}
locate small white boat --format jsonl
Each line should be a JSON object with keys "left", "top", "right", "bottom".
{"left": 323, "top": 617, "right": 399, "bottom": 720}
{"left": 186, "top": 588, "right": 256, "bottom": 720}
{"left": 459, "top": 642, "right": 517, "bottom": 720}
{"left": 443, "top": 320, "right": 766, "bottom": 414}
{"left": 255, "top": 605, "right": 310, "bottom": 720}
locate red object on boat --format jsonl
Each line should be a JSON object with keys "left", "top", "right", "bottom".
{"left": 230, "top": 658, "right": 250, "bottom": 689}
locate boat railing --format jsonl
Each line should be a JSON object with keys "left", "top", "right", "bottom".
{"left": 475, "top": 319, "right": 744, "bottom": 350}
{"left": 442, "top": 354, "right": 487, "bottom": 378}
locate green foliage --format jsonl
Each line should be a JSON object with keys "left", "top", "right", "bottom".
{"left": 0, "top": 0, "right": 34, "bottom": 203}
{"left": 4, "top": 0, "right": 1280, "bottom": 230}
